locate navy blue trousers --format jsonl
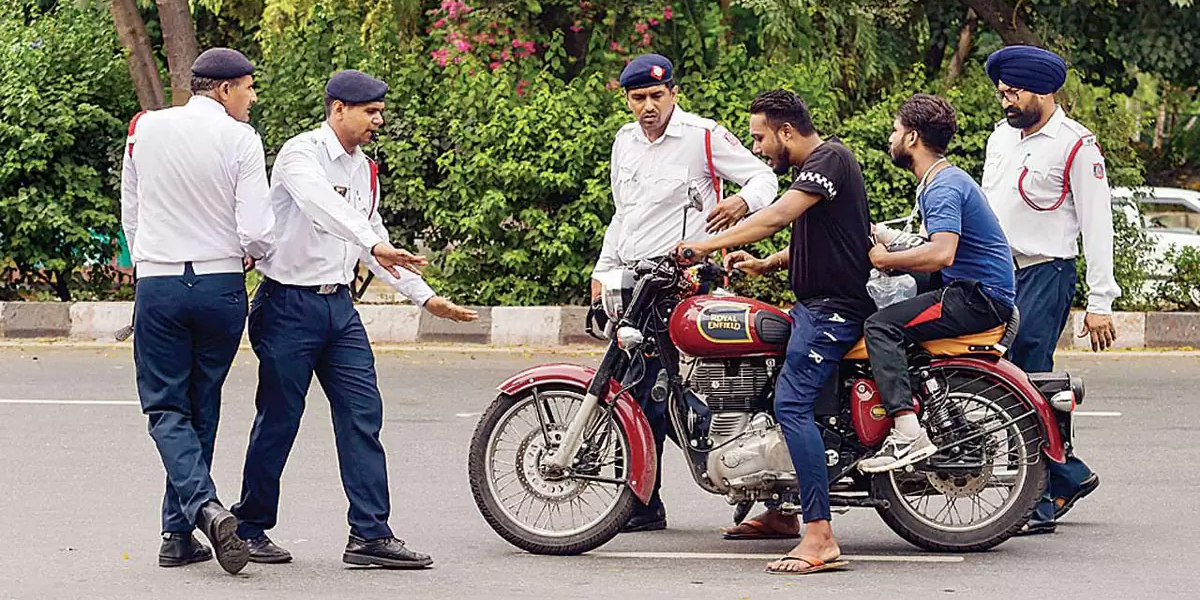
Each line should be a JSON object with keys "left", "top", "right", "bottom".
{"left": 232, "top": 280, "right": 393, "bottom": 540}
{"left": 1009, "top": 259, "right": 1095, "bottom": 522}
{"left": 625, "top": 355, "right": 668, "bottom": 513}
{"left": 775, "top": 304, "right": 862, "bottom": 523}
{"left": 134, "top": 265, "right": 246, "bottom": 533}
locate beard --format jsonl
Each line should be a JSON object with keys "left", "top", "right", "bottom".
{"left": 889, "top": 141, "right": 914, "bottom": 171}
{"left": 1005, "top": 105, "right": 1042, "bottom": 129}
{"left": 770, "top": 138, "right": 792, "bottom": 175}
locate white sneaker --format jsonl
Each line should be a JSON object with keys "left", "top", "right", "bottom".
{"left": 858, "top": 429, "right": 938, "bottom": 473}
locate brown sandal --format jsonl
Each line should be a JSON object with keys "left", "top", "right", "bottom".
{"left": 765, "top": 555, "right": 850, "bottom": 575}
{"left": 721, "top": 519, "right": 801, "bottom": 540}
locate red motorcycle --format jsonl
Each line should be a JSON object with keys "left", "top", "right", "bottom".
{"left": 468, "top": 255, "right": 1082, "bottom": 555}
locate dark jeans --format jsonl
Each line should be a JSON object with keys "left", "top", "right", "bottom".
{"left": 864, "top": 281, "right": 1012, "bottom": 416}
{"left": 774, "top": 303, "right": 862, "bottom": 523}
{"left": 232, "top": 279, "right": 393, "bottom": 540}
{"left": 134, "top": 264, "right": 246, "bottom": 533}
{"left": 1008, "top": 259, "right": 1095, "bottom": 522}
{"left": 625, "top": 354, "right": 670, "bottom": 514}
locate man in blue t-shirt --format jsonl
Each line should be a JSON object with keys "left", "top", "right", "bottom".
{"left": 858, "top": 94, "right": 1017, "bottom": 473}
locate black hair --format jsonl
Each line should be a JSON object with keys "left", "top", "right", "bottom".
{"left": 896, "top": 93, "right": 958, "bottom": 155}
{"left": 749, "top": 90, "right": 816, "bottom": 135}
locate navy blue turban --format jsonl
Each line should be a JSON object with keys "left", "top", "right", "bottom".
{"left": 985, "top": 45, "right": 1067, "bottom": 95}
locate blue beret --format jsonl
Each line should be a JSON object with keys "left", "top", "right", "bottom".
{"left": 620, "top": 54, "right": 674, "bottom": 90}
{"left": 191, "top": 48, "right": 255, "bottom": 80}
{"left": 325, "top": 70, "right": 388, "bottom": 104}
{"left": 985, "top": 45, "right": 1067, "bottom": 95}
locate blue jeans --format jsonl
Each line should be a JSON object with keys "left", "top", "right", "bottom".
{"left": 1009, "top": 259, "right": 1094, "bottom": 522}
{"left": 774, "top": 304, "right": 862, "bottom": 523}
{"left": 134, "top": 264, "right": 246, "bottom": 533}
{"left": 232, "top": 280, "right": 393, "bottom": 540}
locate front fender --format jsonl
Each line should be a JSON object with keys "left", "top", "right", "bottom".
{"left": 497, "top": 363, "right": 657, "bottom": 503}
{"left": 934, "top": 357, "right": 1066, "bottom": 463}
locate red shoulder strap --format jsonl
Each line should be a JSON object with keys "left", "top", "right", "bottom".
{"left": 704, "top": 128, "right": 722, "bottom": 200}
{"left": 368, "top": 159, "right": 379, "bottom": 216}
{"left": 126, "top": 110, "right": 147, "bottom": 158}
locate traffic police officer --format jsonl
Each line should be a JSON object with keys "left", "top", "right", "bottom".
{"left": 121, "top": 47, "right": 274, "bottom": 574}
{"left": 230, "top": 70, "right": 477, "bottom": 569}
{"left": 592, "top": 54, "right": 779, "bottom": 532}
{"left": 981, "top": 46, "right": 1114, "bottom": 534}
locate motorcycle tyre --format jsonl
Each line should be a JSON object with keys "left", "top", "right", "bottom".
{"left": 871, "top": 385, "right": 1048, "bottom": 553}
{"left": 468, "top": 385, "right": 638, "bottom": 556}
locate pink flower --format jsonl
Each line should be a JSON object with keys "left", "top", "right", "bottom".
{"left": 570, "top": 24, "right": 583, "bottom": 33}
{"left": 454, "top": 54, "right": 466, "bottom": 63}
{"left": 512, "top": 38, "right": 523, "bottom": 48}
{"left": 641, "top": 33, "right": 652, "bottom": 46}
{"left": 663, "top": 6, "right": 673, "bottom": 20}
{"left": 501, "top": 49, "right": 511, "bottom": 60}
{"left": 490, "top": 61, "right": 502, "bottom": 71}
{"left": 635, "top": 22, "right": 649, "bottom": 34}
{"left": 431, "top": 47, "right": 451, "bottom": 67}
{"left": 516, "top": 79, "right": 530, "bottom": 96}
{"left": 605, "top": 78, "right": 620, "bottom": 90}
{"left": 433, "top": 18, "right": 446, "bottom": 28}
{"left": 455, "top": 40, "right": 472, "bottom": 52}
{"left": 610, "top": 41, "right": 622, "bottom": 52}
{"left": 649, "top": 18, "right": 659, "bottom": 26}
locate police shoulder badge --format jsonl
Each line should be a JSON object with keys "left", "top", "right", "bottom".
{"left": 1093, "top": 162, "right": 1105, "bottom": 180}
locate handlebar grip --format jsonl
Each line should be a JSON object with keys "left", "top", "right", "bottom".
{"left": 682, "top": 248, "right": 695, "bottom": 260}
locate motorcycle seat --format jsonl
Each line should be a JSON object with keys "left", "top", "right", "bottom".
{"left": 842, "top": 305, "right": 1021, "bottom": 361}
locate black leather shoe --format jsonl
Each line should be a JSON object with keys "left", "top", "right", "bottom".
{"left": 196, "top": 501, "right": 250, "bottom": 574}
{"left": 245, "top": 534, "right": 293, "bottom": 564}
{"left": 158, "top": 532, "right": 213, "bottom": 567}
{"left": 343, "top": 536, "right": 433, "bottom": 569}
{"left": 620, "top": 505, "right": 667, "bottom": 533}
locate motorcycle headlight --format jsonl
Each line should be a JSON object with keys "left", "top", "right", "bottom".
{"left": 595, "top": 269, "right": 635, "bottom": 321}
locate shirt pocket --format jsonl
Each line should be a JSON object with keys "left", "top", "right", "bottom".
{"left": 1017, "top": 154, "right": 1066, "bottom": 207}
{"left": 980, "top": 151, "right": 1005, "bottom": 189}
{"left": 645, "top": 164, "right": 690, "bottom": 205}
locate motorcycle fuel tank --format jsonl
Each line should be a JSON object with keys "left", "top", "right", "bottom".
{"left": 670, "top": 295, "right": 791, "bottom": 358}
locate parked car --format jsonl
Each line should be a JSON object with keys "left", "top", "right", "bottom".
{"left": 1111, "top": 187, "right": 1200, "bottom": 303}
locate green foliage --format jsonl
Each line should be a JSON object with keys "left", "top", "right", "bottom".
{"left": 1158, "top": 246, "right": 1200, "bottom": 311}
{"left": 0, "top": 1, "right": 137, "bottom": 300}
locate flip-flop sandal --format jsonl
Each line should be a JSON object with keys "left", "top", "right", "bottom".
{"left": 765, "top": 555, "right": 849, "bottom": 575}
{"left": 1054, "top": 474, "right": 1100, "bottom": 520}
{"left": 721, "top": 519, "right": 801, "bottom": 540}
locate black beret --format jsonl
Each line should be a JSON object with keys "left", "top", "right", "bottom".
{"left": 985, "top": 46, "right": 1068, "bottom": 95}
{"left": 619, "top": 54, "right": 674, "bottom": 90}
{"left": 325, "top": 70, "right": 389, "bottom": 104}
{"left": 191, "top": 48, "right": 255, "bottom": 80}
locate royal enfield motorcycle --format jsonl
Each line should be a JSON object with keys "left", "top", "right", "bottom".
{"left": 467, "top": 253, "right": 1083, "bottom": 556}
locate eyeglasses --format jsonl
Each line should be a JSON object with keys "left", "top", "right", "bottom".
{"left": 995, "top": 88, "right": 1025, "bottom": 104}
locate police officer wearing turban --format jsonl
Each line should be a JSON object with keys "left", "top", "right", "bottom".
{"left": 122, "top": 47, "right": 275, "bottom": 574}
{"left": 229, "top": 69, "right": 477, "bottom": 568}
{"left": 980, "top": 45, "right": 1110, "bottom": 534}
{"left": 593, "top": 54, "right": 779, "bottom": 532}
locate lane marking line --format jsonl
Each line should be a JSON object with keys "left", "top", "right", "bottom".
{"left": 1074, "top": 411, "right": 1123, "bottom": 417}
{"left": 576, "top": 551, "right": 964, "bottom": 563}
{"left": 456, "top": 412, "right": 483, "bottom": 418}
{"left": 0, "top": 399, "right": 138, "bottom": 406}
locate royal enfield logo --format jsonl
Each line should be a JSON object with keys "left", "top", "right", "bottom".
{"left": 698, "top": 303, "right": 753, "bottom": 344}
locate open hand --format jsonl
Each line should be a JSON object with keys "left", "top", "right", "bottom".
{"left": 425, "top": 296, "right": 478, "bottom": 322}
{"left": 1078, "top": 312, "right": 1116, "bottom": 352}
{"left": 371, "top": 242, "right": 428, "bottom": 277}
{"left": 705, "top": 196, "right": 749, "bottom": 233}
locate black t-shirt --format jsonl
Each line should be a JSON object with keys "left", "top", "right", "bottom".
{"left": 786, "top": 137, "right": 876, "bottom": 322}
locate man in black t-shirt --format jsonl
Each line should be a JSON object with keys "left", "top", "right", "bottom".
{"left": 677, "top": 90, "right": 873, "bottom": 575}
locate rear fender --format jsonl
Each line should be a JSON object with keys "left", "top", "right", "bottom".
{"left": 933, "top": 357, "right": 1066, "bottom": 463}
{"left": 497, "top": 363, "right": 657, "bottom": 503}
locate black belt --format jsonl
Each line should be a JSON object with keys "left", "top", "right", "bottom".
{"left": 265, "top": 278, "right": 347, "bottom": 295}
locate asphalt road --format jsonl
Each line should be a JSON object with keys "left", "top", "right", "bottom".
{"left": 0, "top": 346, "right": 1196, "bottom": 599}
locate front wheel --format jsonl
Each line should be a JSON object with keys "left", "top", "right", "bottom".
{"left": 873, "top": 366, "right": 1047, "bottom": 552}
{"left": 467, "top": 385, "right": 637, "bottom": 555}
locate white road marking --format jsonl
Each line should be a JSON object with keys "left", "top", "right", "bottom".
{"left": 1075, "top": 411, "right": 1123, "bottom": 417}
{"left": 456, "top": 412, "right": 483, "bottom": 418}
{"left": 579, "top": 551, "right": 964, "bottom": 563}
{"left": 0, "top": 399, "right": 138, "bottom": 406}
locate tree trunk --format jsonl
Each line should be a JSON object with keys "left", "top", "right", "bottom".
{"left": 959, "top": 0, "right": 1040, "bottom": 46}
{"left": 1153, "top": 92, "right": 1169, "bottom": 151}
{"left": 110, "top": 0, "right": 165, "bottom": 110}
{"left": 946, "top": 9, "right": 978, "bottom": 83}
{"left": 52, "top": 270, "right": 71, "bottom": 302}
{"left": 156, "top": 0, "right": 200, "bottom": 106}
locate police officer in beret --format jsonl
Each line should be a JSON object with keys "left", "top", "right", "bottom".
{"left": 981, "top": 46, "right": 1113, "bottom": 534}
{"left": 121, "top": 47, "right": 274, "bottom": 574}
{"left": 229, "top": 69, "right": 477, "bottom": 569}
{"left": 593, "top": 53, "right": 779, "bottom": 533}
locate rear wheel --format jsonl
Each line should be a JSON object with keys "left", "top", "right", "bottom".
{"left": 874, "top": 366, "right": 1047, "bottom": 552}
{"left": 467, "top": 385, "right": 637, "bottom": 555}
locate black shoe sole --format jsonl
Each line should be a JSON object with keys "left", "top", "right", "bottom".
{"left": 158, "top": 553, "right": 213, "bottom": 568}
{"left": 204, "top": 513, "right": 250, "bottom": 574}
{"left": 248, "top": 553, "right": 293, "bottom": 564}
{"left": 620, "top": 519, "right": 667, "bottom": 533}
{"left": 1054, "top": 474, "right": 1100, "bottom": 520}
{"left": 342, "top": 552, "right": 433, "bottom": 569}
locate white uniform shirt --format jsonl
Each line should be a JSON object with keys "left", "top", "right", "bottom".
{"left": 594, "top": 107, "right": 779, "bottom": 275}
{"left": 120, "top": 96, "right": 275, "bottom": 275}
{"left": 258, "top": 124, "right": 436, "bottom": 306}
{"left": 981, "top": 106, "right": 1121, "bottom": 314}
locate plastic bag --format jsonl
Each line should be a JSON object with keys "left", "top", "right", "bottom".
{"left": 867, "top": 268, "right": 918, "bottom": 309}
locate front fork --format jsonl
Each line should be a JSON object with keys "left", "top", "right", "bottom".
{"left": 541, "top": 343, "right": 627, "bottom": 472}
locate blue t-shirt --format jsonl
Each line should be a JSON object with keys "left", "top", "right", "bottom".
{"left": 919, "top": 166, "right": 1016, "bottom": 308}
